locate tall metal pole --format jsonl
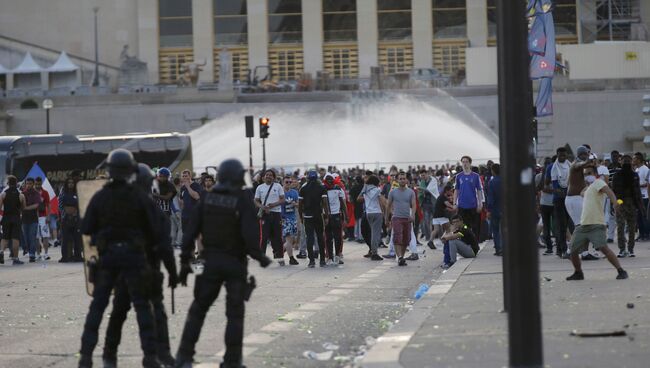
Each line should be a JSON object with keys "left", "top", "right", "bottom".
{"left": 496, "top": 0, "right": 544, "bottom": 367}
{"left": 607, "top": 0, "right": 613, "bottom": 41}
{"left": 46, "top": 108, "right": 50, "bottom": 134}
{"left": 92, "top": 7, "right": 100, "bottom": 87}
{"left": 249, "top": 137, "right": 254, "bottom": 175}
{"left": 262, "top": 138, "right": 267, "bottom": 172}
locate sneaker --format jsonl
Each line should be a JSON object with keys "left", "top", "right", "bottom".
{"left": 606, "top": 238, "right": 614, "bottom": 243}
{"left": 43, "top": 254, "right": 51, "bottom": 261}
{"left": 543, "top": 249, "right": 554, "bottom": 255}
{"left": 333, "top": 255, "right": 340, "bottom": 264}
{"left": 23, "top": 250, "right": 27, "bottom": 256}
{"left": 405, "top": 254, "right": 419, "bottom": 261}
{"left": 566, "top": 271, "right": 584, "bottom": 281}
{"left": 561, "top": 252, "right": 570, "bottom": 259}
{"left": 427, "top": 241, "right": 437, "bottom": 250}
{"left": 296, "top": 253, "right": 307, "bottom": 259}
{"left": 370, "top": 254, "right": 383, "bottom": 261}
{"left": 382, "top": 253, "right": 396, "bottom": 259}
{"left": 103, "top": 357, "right": 117, "bottom": 368}
{"left": 441, "top": 263, "right": 452, "bottom": 269}
{"left": 581, "top": 253, "right": 599, "bottom": 261}
{"left": 319, "top": 261, "right": 327, "bottom": 267}
{"left": 363, "top": 252, "right": 372, "bottom": 258}
{"left": 0, "top": 252, "right": 4, "bottom": 264}
{"left": 58, "top": 258, "right": 69, "bottom": 263}
{"left": 494, "top": 251, "right": 503, "bottom": 256}
{"left": 289, "top": 257, "right": 299, "bottom": 265}
{"left": 308, "top": 261, "right": 315, "bottom": 268}
{"left": 616, "top": 269, "right": 629, "bottom": 280}
{"left": 277, "top": 259, "right": 285, "bottom": 266}
{"left": 29, "top": 257, "right": 36, "bottom": 263}
{"left": 629, "top": 251, "right": 636, "bottom": 258}
{"left": 356, "top": 239, "right": 365, "bottom": 244}
{"left": 326, "top": 259, "right": 336, "bottom": 266}
{"left": 617, "top": 250, "right": 629, "bottom": 258}
{"left": 337, "top": 257, "right": 344, "bottom": 265}
{"left": 13, "top": 259, "right": 24, "bottom": 266}
{"left": 398, "top": 257, "right": 407, "bottom": 266}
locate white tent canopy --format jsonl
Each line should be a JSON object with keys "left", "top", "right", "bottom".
{"left": 0, "top": 63, "right": 8, "bottom": 75}
{"left": 47, "top": 51, "right": 79, "bottom": 72}
{"left": 12, "top": 52, "right": 43, "bottom": 74}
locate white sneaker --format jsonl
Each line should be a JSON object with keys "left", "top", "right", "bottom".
{"left": 278, "top": 259, "right": 286, "bottom": 266}
{"left": 333, "top": 256, "right": 340, "bottom": 264}
{"left": 433, "top": 239, "right": 444, "bottom": 248}
{"left": 326, "top": 259, "right": 336, "bottom": 267}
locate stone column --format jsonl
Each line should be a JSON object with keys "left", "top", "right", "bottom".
{"left": 247, "top": 0, "right": 269, "bottom": 71}
{"left": 192, "top": 0, "right": 214, "bottom": 83}
{"left": 357, "top": 0, "right": 379, "bottom": 78}
{"left": 466, "top": 0, "right": 488, "bottom": 47}
{"left": 137, "top": 0, "right": 159, "bottom": 83}
{"left": 412, "top": 0, "right": 433, "bottom": 68}
{"left": 302, "top": 0, "right": 323, "bottom": 76}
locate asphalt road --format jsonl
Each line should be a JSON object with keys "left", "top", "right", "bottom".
{"left": 0, "top": 241, "right": 442, "bottom": 368}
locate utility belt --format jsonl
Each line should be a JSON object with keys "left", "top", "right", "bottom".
{"left": 97, "top": 239, "right": 146, "bottom": 253}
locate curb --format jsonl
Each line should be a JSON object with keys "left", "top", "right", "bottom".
{"left": 361, "top": 243, "right": 488, "bottom": 368}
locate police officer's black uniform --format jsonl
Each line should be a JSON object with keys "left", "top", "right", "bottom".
{"left": 175, "top": 159, "right": 271, "bottom": 368}
{"left": 79, "top": 149, "right": 162, "bottom": 368}
{"left": 102, "top": 163, "right": 179, "bottom": 368}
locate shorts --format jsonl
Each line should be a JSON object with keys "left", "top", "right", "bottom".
{"left": 48, "top": 214, "right": 58, "bottom": 230}
{"left": 432, "top": 217, "right": 449, "bottom": 225}
{"left": 38, "top": 217, "right": 51, "bottom": 238}
{"left": 1, "top": 219, "right": 21, "bottom": 240}
{"left": 282, "top": 216, "right": 298, "bottom": 237}
{"left": 391, "top": 217, "right": 412, "bottom": 246}
{"left": 570, "top": 224, "right": 607, "bottom": 254}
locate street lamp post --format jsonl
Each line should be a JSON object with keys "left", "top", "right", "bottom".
{"left": 42, "top": 99, "right": 53, "bottom": 134}
{"left": 92, "top": 7, "right": 100, "bottom": 87}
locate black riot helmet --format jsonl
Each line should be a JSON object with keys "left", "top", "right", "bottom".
{"left": 135, "top": 163, "right": 155, "bottom": 191}
{"left": 217, "top": 159, "right": 246, "bottom": 189}
{"left": 106, "top": 148, "right": 137, "bottom": 181}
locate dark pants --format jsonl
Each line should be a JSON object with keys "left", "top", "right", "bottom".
{"left": 361, "top": 215, "right": 372, "bottom": 250}
{"left": 260, "top": 212, "right": 283, "bottom": 258}
{"left": 304, "top": 216, "right": 326, "bottom": 262}
{"left": 80, "top": 246, "right": 157, "bottom": 366}
{"left": 176, "top": 253, "right": 247, "bottom": 365}
{"left": 491, "top": 215, "right": 502, "bottom": 253}
{"left": 103, "top": 270, "right": 172, "bottom": 362}
{"left": 617, "top": 201, "right": 637, "bottom": 252}
{"left": 458, "top": 208, "right": 480, "bottom": 239}
{"left": 62, "top": 220, "right": 82, "bottom": 260}
{"left": 325, "top": 214, "right": 343, "bottom": 258}
{"left": 637, "top": 198, "right": 649, "bottom": 239}
{"left": 540, "top": 205, "right": 555, "bottom": 251}
{"left": 553, "top": 199, "right": 573, "bottom": 255}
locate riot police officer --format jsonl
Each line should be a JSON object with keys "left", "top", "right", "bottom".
{"left": 102, "top": 163, "right": 179, "bottom": 368}
{"left": 175, "top": 159, "right": 271, "bottom": 368}
{"left": 79, "top": 149, "right": 162, "bottom": 368}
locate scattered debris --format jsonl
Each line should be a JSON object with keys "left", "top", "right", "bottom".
{"left": 570, "top": 329, "right": 627, "bottom": 338}
{"left": 323, "top": 342, "right": 339, "bottom": 351}
{"left": 543, "top": 276, "right": 552, "bottom": 282}
{"left": 627, "top": 303, "right": 635, "bottom": 309}
{"left": 303, "top": 350, "right": 334, "bottom": 361}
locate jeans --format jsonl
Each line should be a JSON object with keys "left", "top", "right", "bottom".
{"left": 458, "top": 208, "right": 480, "bottom": 241}
{"left": 304, "top": 216, "right": 326, "bottom": 262}
{"left": 260, "top": 212, "right": 283, "bottom": 259}
{"left": 637, "top": 198, "right": 649, "bottom": 239}
{"left": 22, "top": 222, "right": 38, "bottom": 258}
{"left": 366, "top": 213, "right": 383, "bottom": 254}
{"left": 447, "top": 239, "right": 476, "bottom": 264}
{"left": 553, "top": 199, "right": 572, "bottom": 255}
{"left": 169, "top": 213, "right": 183, "bottom": 246}
{"left": 540, "top": 205, "right": 555, "bottom": 251}
{"left": 324, "top": 214, "right": 343, "bottom": 258}
{"left": 354, "top": 216, "right": 364, "bottom": 240}
{"left": 421, "top": 210, "right": 434, "bottom": 241}
{"left": 491, "top": 215, "right": 502, "bottom": 253}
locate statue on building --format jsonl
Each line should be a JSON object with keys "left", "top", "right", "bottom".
{"left": 118, "top": 44, "right": 148, "bottom": 85}
{"left": 178, "top": 59, "right": 206, "bottom": 87}
{"left": 218, "top": 46, "right": 233, "bottom": 91}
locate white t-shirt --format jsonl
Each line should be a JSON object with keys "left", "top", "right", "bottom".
{"left": 255, "top": 182, "right": 285, "bottom": 213}
{"left": 581, "top": 179, "right": 607, "bottom": 226}
{"left": 325, "top": 187, "right": 346, "bottom": 215}
{"left": 362, "top": 185, "right": 383, "bottom": 214}
{"left": 597, "top": 165, "right": 609, "bottom": 179}
{"left": 636, "top": 165, "right": 649, "bottom": 199}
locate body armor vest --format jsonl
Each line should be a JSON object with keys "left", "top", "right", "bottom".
{"left": 201, "top": 191, "right": 242, "bottom": 255}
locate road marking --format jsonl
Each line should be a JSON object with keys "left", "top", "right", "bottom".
{"left": 297, "top": 302, "right": 327, "bottom": 311}
{"left": 243, "top": 332, "right": 278, "bottom": 345}
{"left": 261, "top": 321, "right": 294, "bottom": 332}
{"left": 328, "top": 288, "right": 353, "bottom": 295}
{"left": 314, "top": 295, "right": 341, "bottom": 302}
{"left": 282, "top": 311, "right": 315, "bottom": 321}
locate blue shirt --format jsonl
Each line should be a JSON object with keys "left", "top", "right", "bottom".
{"left": 455, "top": 172, "right": 483, "bottom": 209}
{"left": 282, "top": 189, "right": 299, "bottom": 219}
{"left": 180, "top": 182, "right": 203, "bottom": 219}
{"left": 487, "top": 175, "right": 501, "bottom": 217}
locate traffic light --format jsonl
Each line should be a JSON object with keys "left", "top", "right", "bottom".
{"left": 259, "top": 117, "right": 270, "bottom": 138}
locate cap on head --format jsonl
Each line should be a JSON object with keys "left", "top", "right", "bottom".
{"left": 157, "top": 167, "right": 171, "bottom": 178}
{"left": 307, "top": 170, "right": 318, "bottom": 180}
{"left": 576, "top": 146, "right": 590, "bottom": 161}
{"left": 106, "top": 148, "right": 137, "bottom": 181}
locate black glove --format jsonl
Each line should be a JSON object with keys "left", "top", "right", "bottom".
{"left": 259, "top": 256, "right": 272, "bottom": 268}
{"left": 168, "top": 270, "right": 179, "bottom": 289}
{"left": 179, "top": 262, "right": 193, "bottom": 286}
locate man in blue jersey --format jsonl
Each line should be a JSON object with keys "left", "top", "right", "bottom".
{"left": 282, "top": 176, "right": 300, "bottom": 265}
{"left": 453, "top": 156, "right": 484, "bottom": 239}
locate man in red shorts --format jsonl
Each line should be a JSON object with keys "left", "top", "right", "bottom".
{"left": 385, "top": 172, "right": 416, "bottom": 266}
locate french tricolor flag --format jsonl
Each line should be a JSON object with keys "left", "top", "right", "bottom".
{"left": 25, "top": 163, "right": 58, "bottom": 214}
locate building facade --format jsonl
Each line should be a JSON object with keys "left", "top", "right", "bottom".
{"left": 0, "top": 0, "right": 648, "bottom": 86}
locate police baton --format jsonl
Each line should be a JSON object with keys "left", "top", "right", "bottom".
{"left": 171, "top": 288, "right": 175, "bottom": 315}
